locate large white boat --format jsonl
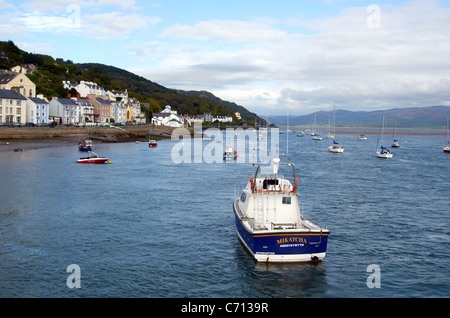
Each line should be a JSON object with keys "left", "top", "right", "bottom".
{"left": 233, "top": 157, "right": 330, "bottom": 263}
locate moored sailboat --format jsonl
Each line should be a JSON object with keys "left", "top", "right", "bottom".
{"left": 328, "top": 105, "right": 344, "bottom": 153}
{"left": 376, "top": 111, "right": 393, "bottom": 159}
{"left": 391, "top": 121, "right": 400, "bottom": 148}
{"left": 444, "top": 115, "right": 450, "bottom": 153}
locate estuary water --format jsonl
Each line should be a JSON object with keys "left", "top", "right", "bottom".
{"left": 0, "top": 130, "right": 449, "bottom": 298}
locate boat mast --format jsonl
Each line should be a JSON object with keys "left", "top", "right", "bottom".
{"left": 446, "top": 115, "right": 449, "bottom": 146}
{"left": 380, "top": 111, "right": 385, "bottom": 148}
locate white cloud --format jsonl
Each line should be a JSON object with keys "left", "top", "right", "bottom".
{"left": 162, "top": 19, "right": 289, "bottom": 44}
{"left": 82, "top": 12, "right": 158, "bottom": 39}
{"left": 141, "top": 0, "right": 450, "bottom": 115}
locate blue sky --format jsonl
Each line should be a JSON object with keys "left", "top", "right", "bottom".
{"left": 1, "top": 0, "right": 450, "bottom": 115}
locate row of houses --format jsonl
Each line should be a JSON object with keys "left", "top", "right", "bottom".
{"left": 0, "top": 88, "right": 147, "bottom": 125}
{"left": 1, "top": 66, "right": 238, "bottom": 128}
{"left": 0, "top": 66, "right": 145, "bottom": 124}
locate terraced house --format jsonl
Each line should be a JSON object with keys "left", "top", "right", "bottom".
{"left": 0, "top": 89, "right": 27, "bottom": 124}
{"left": 27, "top": 95, "right": 49, "bottom": 124}
{"left": 0, "top": 70, "right": 36, "bottom": 98}
{"left": 49, "top": 98, "right": 78, "bottom": 124}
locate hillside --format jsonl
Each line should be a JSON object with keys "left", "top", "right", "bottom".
{"left": 269, "top": 106, "right": 450, "bottom": 129}
{"left": 176, "top": 89, "right": 266, "bottom": 126}
{"left": 0, "top": 40, "right": 261, "bottom": 124}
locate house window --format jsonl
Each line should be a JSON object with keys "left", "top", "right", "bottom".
{"left": 17, "top": 100, "right": 21, "bottom": 106}
{"left": 282, "top": 197, "right": 291, "bottom": 205}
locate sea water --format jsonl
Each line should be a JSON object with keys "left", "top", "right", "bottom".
{"left": 0, "top": 132, "right": 448, "bottom": 298}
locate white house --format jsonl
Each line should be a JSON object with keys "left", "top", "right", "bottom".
{"left": 152, "top": 105, "right": 184, "bottom": 127}
{"left": 0, "top": 89, "right": 27, "bottom": 124}
{"left": 27, "top": 95, "right": 49, "bottom": 124}
{"left": 49, "top": 98, "right": 78, "bottom": 124}
{"left": 62, "top": 80, "right": 106, "bottom": 98}
{"left": 74, "top": 98, "right": 94, "bottom": 123}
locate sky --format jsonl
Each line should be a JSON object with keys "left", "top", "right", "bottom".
{"left": 1, "top": 0, "right": 450, "bottom": 116}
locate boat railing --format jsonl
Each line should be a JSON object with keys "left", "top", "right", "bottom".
{"left": 271, "top": 222, "right": 297, "bottom": 230}
{"left": 249, "top": 176, "right": 298, "bottom": 194}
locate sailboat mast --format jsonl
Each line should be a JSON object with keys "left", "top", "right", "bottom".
{"left": 333, "top": 104, "right": 336, "bottom": 136}
{"left": 381, "top": 111, "right": 385, "bottom": 146}
{"left": 446, "top": 115, "right": 448, "bottom": 146}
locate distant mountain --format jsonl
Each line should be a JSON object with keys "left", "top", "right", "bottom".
{"left": 268, "top": 106, "right": 450, "bottom": 129}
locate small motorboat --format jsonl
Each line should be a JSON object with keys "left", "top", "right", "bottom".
{"left": 223, "top": 145, "right": 237, "bottom": 160}
{"left": 78, "top": 138, "right": 93, "bottom": 151}
{"left": 149, "top": 140, "right": 158, "bottom": 148}
{"left": 357, "top": 134, "right": 367, "bottom": 140}
{"left": 77, "top": 152, "right": 109, "bottom": 164}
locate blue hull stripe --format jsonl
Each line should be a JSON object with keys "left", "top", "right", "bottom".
{"left": 234, "top": 203, "right": 329, "bottom": 256}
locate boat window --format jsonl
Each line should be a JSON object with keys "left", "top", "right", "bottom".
{"left": 263, "top": 178, "right": 279, "bottom": 189}
{"left": 240, "top": 192, "right": 247, "bottom": 203}
{"left": 282, "top": 197, "right": 291, "bottom": 204}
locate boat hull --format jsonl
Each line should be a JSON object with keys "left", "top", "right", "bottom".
{"left": 443, "top": 146, "right": 450, "bottom": 153}
{"left": 328, "top": 146, "right": 344, "bottom": 153}
{"left": 233, "top": 203, "right": 329, "bottom": 263}
{"left": 376, "top": 151, "right": 393, "bottom": 159}
{"left": 77, "top": 158, "right": 109, "bottom": 164}
{"left": 149, "top": 143, "right": 157, "bottom": 148}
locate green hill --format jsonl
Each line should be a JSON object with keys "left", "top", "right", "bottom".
{"left": 0, "top": 40, "right": 263, "bottom": 124}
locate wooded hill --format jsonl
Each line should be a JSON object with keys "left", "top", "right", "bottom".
{"left": 0, "top": 40, "right": 265, "bottom": 125}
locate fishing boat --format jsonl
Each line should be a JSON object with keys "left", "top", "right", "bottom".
{"left": 444, "top": 115, "right": 450, "bottom": 153}
{"left": 77, "top": 152, "right": 109, "bottom": 164}
{"left": 376, "top": 112, "right": 393, "bottom": 159}
{"left": 223, "top": 145, "right": 237, "bottom": 160}
{"left": 391, "top": 121, "right": 400, "bottom": 148}
{"left": 78, "top": 138, "right": 93, "bottom": 151}
{"left": 149, "top": 140, "right": 158, "bottom": 148}
{"left": 233, "top": 156, "right": 330, "bottom": 263}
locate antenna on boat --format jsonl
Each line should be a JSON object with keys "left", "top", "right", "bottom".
{"left": 286, "top": 114, "right": 289, "bottom": 155}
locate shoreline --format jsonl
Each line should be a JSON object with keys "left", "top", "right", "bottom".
{"left": 1, "top": 130, "right": 446, "bottom": 155}
{"left": 0, "top": 125, "right": 192, "bottom": 154}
